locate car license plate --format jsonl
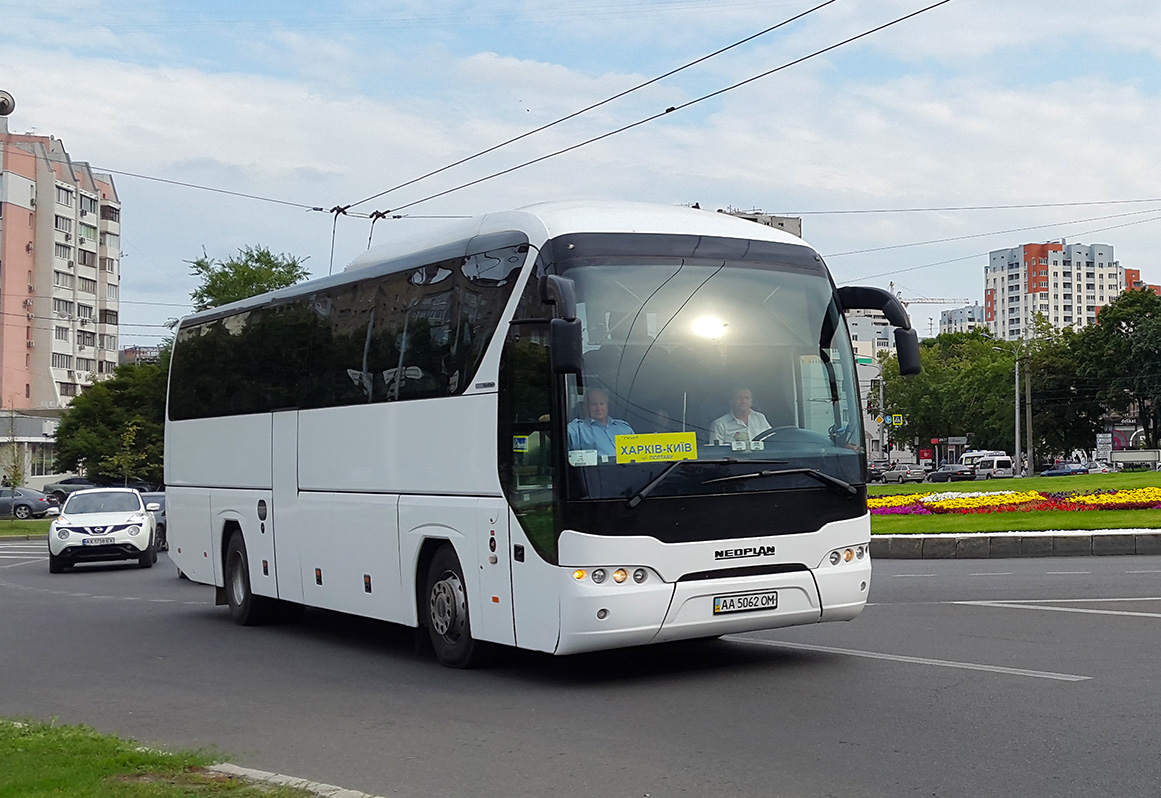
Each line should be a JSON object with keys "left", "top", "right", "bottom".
{"left": 713, "top": 590, "right": 778, "bottom": 614}
{"left": 82, "top": 537, "right": 115, "bottom": 546}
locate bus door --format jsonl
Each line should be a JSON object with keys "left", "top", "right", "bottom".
{"left": 474, "top": 498, "right": 515, "bottom": 646}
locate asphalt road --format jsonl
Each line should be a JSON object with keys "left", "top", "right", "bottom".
{"left": 2, "top": 540, "right": 1159, "bottom": 798}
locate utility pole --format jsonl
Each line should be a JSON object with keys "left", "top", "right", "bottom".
{"left": 1024, "top": 350, "right": 1033, "bottom": 474}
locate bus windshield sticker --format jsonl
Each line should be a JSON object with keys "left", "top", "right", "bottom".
{"left": 568, "top": 449, "right": 599, "bottom": 467}
{"left": 512, "top": 436, "right": 529, "bottom": 453}
{"left": 615, "top": 432, "right": 698, "bottom": 464}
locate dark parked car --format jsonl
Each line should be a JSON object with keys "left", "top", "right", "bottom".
{"left": 1041, "top": 463, "right": 1089, "bottom": 477}
{"left": 0, "top": 487, "right": 59, "bottom": 519}
{"left": 926, "top": 464, "right": 976, "bottom": 483}
{"left": 867, "top": 460, "right": 890, "bottom": 483}
{"left": 140, "top": 492, "right": 167, "bottom": 551}
{"left": 42, "top": 476, "right": 156, "bottom": 503}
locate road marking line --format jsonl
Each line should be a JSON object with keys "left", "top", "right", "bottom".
{"left": 890, "top": 573, "right": 939, "bottom": 578}
{"left": 957, "top": 600, "right": 1161, "bottom": 620}
{"left": 969, "top": 572, "right": 1014, "bottom": 576}
{"left": 1127, "top": 570, "right": 1161, "bottom": 574}
{"left": 724, "top": 636, "right": 1090, "bottom": 681}
{"left": 957, "top": 596, "right": 1161, "bottom": 604}
{"left": 1045, "top": 571, "right": 1091, "bottom": 575}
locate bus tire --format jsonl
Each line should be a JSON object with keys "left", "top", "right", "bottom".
{"left": 225, "top": 531, "right": 276, "bottom": 626}
{"left": 425, "top": 545, "right": 487, "bottom": 668}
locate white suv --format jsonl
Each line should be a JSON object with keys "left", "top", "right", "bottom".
{"left": 47, "top": 488, "right": 160, "bottom": 574}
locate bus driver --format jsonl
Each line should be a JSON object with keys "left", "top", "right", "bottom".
{"left": 710, "top": 387, "right": 772, "bottom": 444}
{"left": 567, "top": 388, "right": 634, "bottom": 457}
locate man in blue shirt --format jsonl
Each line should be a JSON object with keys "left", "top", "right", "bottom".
{"left": 567, "top": 388, "right": 634, "bottom": 457}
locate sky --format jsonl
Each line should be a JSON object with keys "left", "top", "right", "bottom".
{"left": 4, "top": 0, "right": 1161, "bottom": 344}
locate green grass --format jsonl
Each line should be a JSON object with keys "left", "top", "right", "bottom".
{"left": 870, "top": 470, "right": 1161, "bottom": 535}
{"left": 0, "top": 719, "right": 316, "bottom": 797}
{"left": 0, "top": 519, "right": 50, "bottom": 537}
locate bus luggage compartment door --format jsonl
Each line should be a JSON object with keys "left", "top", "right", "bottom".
{"left": 652, "top": 571, "right": 822, "bottom": 643}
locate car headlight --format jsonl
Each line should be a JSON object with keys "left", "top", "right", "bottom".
{"left": 56, "top": 529, "right": 70, "bottom": 540}
{"left": 126, "top": 525, "right": 141, "bottom": 536}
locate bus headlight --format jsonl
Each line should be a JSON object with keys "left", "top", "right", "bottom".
{"left": 591, "top": 568, "right": 607, "bottom": 584}
{"left": 612, "top": 568, "right": 628, "bottom": 583}
{"left": 632, "top": 568, "right": 647, "bottom": 583}
{"left": 827, "top": 546, "right": 866, "bottom": 566}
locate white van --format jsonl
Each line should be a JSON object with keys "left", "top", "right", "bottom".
{"left": 975, "top": 455, "right": 1014, "bottom": 479}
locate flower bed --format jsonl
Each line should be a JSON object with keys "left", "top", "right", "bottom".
{"left": 868, "top": 487, "right": 1161, "bottom": 516}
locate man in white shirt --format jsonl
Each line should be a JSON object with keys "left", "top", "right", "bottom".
{"left": 710, "top": 387, "right": 771, "bottom": 444}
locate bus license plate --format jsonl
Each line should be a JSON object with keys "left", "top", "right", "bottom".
{"left": 82, "top": 537, "right": 115, "bottom": 546}
{"left": 713, "top": 590, "right": 778, "bottom": 614}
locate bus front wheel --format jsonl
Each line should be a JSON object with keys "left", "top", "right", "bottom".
{"left": 425, "top": 545, "right": 487, "bottom": 668}
{"left": 225, "top": 531, "right": 276, "bottom": 626}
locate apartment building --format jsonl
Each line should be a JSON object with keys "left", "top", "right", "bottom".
{"left": 0, "top": 118, "right": 121, "bottom": 409}
{"left": 984, "top": 242, "right": 1122, "bottom": 341}
{"left": 939, "top": 301, "right": 987, "bottom": 335}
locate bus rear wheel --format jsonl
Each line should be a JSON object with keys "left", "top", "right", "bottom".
{"left": 225, "top": 531, "right": 277, "bottom": 626}
{"left": 425, "top": 545, "right": 487, "bottom": 668}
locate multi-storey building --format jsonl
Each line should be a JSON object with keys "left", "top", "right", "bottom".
{"left": 939, "top": 301, "right": 987, "bottom": 335}
{"left": 1125, "top": 268, "right": 1161, "bottom": 295}
{"left": 0, "top": 118, "right": 121, "bottom": 409}
{"left": 984, "top": 242, "right": 1123, "bottom": 341}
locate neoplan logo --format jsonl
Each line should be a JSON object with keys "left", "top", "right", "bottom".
{"left": 714, "top": 545, "right": 776, "bottom": 560}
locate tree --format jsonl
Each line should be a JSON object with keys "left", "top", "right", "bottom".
{"left": 53, "top": 354, "right": 168, "bottom": 486}
{"left": 1074, "top": 288, "right": 1161, "bottom": 448}
{"left": 187, "top": 245, "right": 310, "bottom": 311}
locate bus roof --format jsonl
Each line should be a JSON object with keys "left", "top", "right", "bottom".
{"left": 178, "top": 201, "right": 813, "bottom": 328}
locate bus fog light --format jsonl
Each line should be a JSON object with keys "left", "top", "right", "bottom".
{"left": 632, "top": 568, "right": 647, "bottom": 583}
{"left": 591, "top": 569, "right": 607, "bottom": 584}
{"left": 856, "top": 546, "right": 865, "bottom": 560}
{"left": 596, "top": 608, "right": 609, "bottom": 620}
{"left": 613, "top": 569, "right": 628, "bottom": 583}
{"left": 843, "top": 548, "right": 854, "bottom": 562}
{"left": 573, "top": 569, "right": 587, "bottom": 580}
{"left": 829, "top": 551, "right": 841, "bottom": 566}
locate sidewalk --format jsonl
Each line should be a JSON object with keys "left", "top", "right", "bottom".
{"left": 872, "top": 529, "right": 1161, "bottom": 559}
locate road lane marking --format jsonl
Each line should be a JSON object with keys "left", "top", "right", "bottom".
{"left": 1127, "top": 570, "right": 1161, "bottom": 574}
{"left": 1046, "top": 571, "right": 1091, "bottom": 575}
{"left": 890, "top": 573, "right": 939, "bottom": 578}
{"left": 969, "top": 572, "right": 1014, "bottom": 576}
{"left": 957, "top": 599, "right": 1161, "bottom": 620}
{"left": 724, "top": 636, "right": 1090, "bottom": 681}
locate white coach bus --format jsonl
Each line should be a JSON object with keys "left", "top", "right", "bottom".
{"left": 165, "top": 201, "right": 920, "bottom": 667}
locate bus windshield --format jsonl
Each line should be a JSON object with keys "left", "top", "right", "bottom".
{"left": 553, "top": 233, "right": 864, "bottom": 503}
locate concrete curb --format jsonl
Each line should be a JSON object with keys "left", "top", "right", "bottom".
{"left": 208, "top": 763, "right": 387, "bottom": 798}
{"left": 872, "top": 529, "right": 1161, "bottom": 559}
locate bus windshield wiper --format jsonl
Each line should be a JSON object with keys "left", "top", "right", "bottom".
{"left": 626, "top": 458, "right": 788, "bottom": 509}
{"left": 702, "top": 467, "right": 856, "bottom": 497}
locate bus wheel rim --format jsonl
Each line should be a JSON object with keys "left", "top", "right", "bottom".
{"left": 430, "top": 571, "right": 465, "bottom": 641}
{"left": 229, "top": 552, "right": 246, "bottom": 603}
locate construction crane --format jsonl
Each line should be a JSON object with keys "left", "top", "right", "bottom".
{"left": 887, "top": 281, "right": 968, "bottom": 307}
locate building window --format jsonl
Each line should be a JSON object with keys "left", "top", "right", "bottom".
{"left": 51, "top": 353, "right": 73, "bottom": 369}
{"left": 100, "top": 205, "right": 120, "bottom": 223}
{"left": 77, "top": 304, "right": 94, "bottom": 320}
{"left": 53, "top": 299, "right": 74, "bottom": 316}
{"left": 54, "top": 215, "right": 73, "bottom": 233}
{"left": 100, "top": 257, "right": 117, "bottom": 273}
{"left": 106, "top": 284, "right": 119, "bottom": 300}
{"left": 78, "top": 330, "right": 96, "bottom": 346}
{"left": 59, "top": 382, "right": 77, "bottom": 397}
{"left": 29, "top": 442, "right": 55, "bottom": 477}
{"left": 99, "top": 309, "right": 118, "bottom": 324}
{"left": 76, "top": 357, "right": 96, "bottom": 372}
{"left": 54, "top": 271, "right": 75, "bottom": 289}
{"left": 80, "top": 195, "right": 99, "bottom": 215}
{"left": 56, "top": 186, "right": 74, "bottom": 206}
{"left": 55, "top": 326, "right": 69, "bottom": 342}
{"left": 54, "top": 243, "right": 72, "bottom": 260}
{"left": 99, "top": 333, "right": 117, "bottom": 349}
{"left": 78, "top": 277, "right": 97, "bottom": 294}
{"left": 100, "top": 232, "right": 120, "bottom": 251}
{"left": 77, "top": 249, "right": 96, "bottom": 267}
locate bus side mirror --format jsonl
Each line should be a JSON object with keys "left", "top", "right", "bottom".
{"left": 895, "top": 328, "right": 921, "bottom": 376}
{"left": 550, "top": 318, "right": 584, "bottom": 374}
{"left": 539, "top": 275, "right": 577, "bottom": 322}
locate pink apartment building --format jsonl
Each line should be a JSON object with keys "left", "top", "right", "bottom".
{"left": 0, "top": 117, "right": 121, "bottom": 410}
